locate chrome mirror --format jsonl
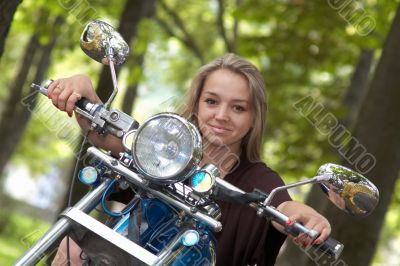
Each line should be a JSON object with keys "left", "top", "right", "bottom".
{"left": 80, "top": 20, "right": 129, "bottom": 66}
{"left": 317, "top": 163, "right": 379, "bottom": 217}
{"left": 80, "top": 20, "right": 129, "bottom": 109}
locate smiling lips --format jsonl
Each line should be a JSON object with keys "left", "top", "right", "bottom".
{"left": 209, "top": 124, "right": 231, "bottom": 134}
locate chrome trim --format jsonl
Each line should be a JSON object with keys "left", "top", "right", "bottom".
{"left": 166, "top": 182, "right": 221, "bottom": 220}
{"left": 317, "top": 163, "right": 379, "bottom": 217}
{"left": 80, "top": 20, "right": 129, "bottom": 66}
{"left": 132, "top": 113, "right": 202, "bottom": 184}
{"left": 122, "top": 129, "right": 136, "bottom": 153}
{"left": 62, "top": 208, "right": 158, "bottom": 265}
{"left": 87, "top": 147, "right": 221, "bottom": 232}
{"left": 14, "top": 180, "right": 111, "bottom": 266}
{"left": 88, "top": 147, "right": 148, "bottom": 186}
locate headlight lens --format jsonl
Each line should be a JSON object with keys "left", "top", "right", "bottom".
{"left": 190, "top": 164, "right": 219, "bottom": 194}
{"left": 132, "top": 113, "right": 202, "bottom": 183}
{"left": 79, "top": 166, "right": 98, "bottom": 185}
{"left": 181, "top": 230, "right": 200, "bottom": 246}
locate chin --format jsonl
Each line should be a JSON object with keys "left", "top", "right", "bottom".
{"left": 202, "top": 135, "right": 225, "bottom": 146}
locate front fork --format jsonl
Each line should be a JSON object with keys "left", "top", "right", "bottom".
{"left": 14, "top": 178, "right": 215, "bottom": 266}
{"left": 14, "top": 179, "right": 112, "bottom": 266}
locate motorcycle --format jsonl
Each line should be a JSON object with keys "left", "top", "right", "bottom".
{"left": 14, "top": 20, "right": 379, "bottom": 266}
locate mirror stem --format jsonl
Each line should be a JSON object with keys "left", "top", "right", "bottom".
{"left": 104, "top": 46, "right": 119, "bottom": 109}
{"left": 262, "top": 175, "right": 329, "bottom": 206}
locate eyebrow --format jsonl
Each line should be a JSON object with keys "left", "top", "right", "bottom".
{"left": 203, "top": 91, "right": 249, "bottom": 103}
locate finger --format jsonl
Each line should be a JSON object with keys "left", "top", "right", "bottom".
{"left": 65, "top": 92, "right": 81, "bottom": 114}
{"left": 293, "top": 233, "right": 311, "bottom": 248}
{"left": 287, "top": 213, "right": 302, "bottom": 222}
{"left": 292, "top": 237, "right": 301, "bottom": 246}
{"left": 51, "top": 84, "right": 63, "bottom": 106}
{"left": 293, "top": 232, "right": 307, "bottom": 243}
{"left": 57, "top": 87, "right": 73, "bottom": 111}
{"left": 47, "top": 80, "right": 60, "bottom": 99}
{"left": 313, "top": 226, "right": 331, "bottom": 244}
{"left": 310, "top": 221, "right": 331, "bottom": 245}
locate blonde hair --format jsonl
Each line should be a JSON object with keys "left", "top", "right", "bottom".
{"left": 180, "top": 53, "right": 267, "bottom": 162}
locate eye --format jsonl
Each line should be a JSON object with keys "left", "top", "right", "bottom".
{"left": 233, "top": 105, "right": 245, "bottom": 113}
{"left": 205, "top": 98, "right": 217, "bottom": 105}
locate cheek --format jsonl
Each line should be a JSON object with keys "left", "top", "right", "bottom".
{"left": 197, "top": 103, "right": 211, "bottom": 122}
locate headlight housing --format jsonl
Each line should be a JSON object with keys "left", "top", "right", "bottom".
{"left": 132, "top": 113, "right": 202, "bottom": 184}
{"left": 190, "top": 164, "right": 219, "bottom": 195}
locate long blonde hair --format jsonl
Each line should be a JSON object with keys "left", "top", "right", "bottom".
{"left": 180, "top": 53, "right": 267, "bottom": 162}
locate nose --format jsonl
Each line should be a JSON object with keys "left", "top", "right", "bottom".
{"left": 215, "top": 104, "right": 229, "bottom": 121}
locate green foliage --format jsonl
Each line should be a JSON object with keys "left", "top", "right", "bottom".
{"left": 0, "top": 211, "right": 50, "bottom": 265}
{"left": 12, "top": 99, "right": 79, "bottom": 175}
{"left": 1, "top": 0, "right": 399, "bottom": 264}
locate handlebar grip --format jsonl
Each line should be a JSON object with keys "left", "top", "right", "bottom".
{"left": 278, "top": 216, "right": 344, "bottom": 260}
{"left": 75, "top": 97, "right": 92, "bottom": 111}
{"left": 31, "top": 82, "right": 93, "bottom": 111}
{"left": 285, "top": 220, "right": 319, "bottom": 239}
{"left": 308, "top": 237, "right": 344, "bottom": 261}
{"left": 284, "top": 219, "right": 343, "bottom": 260}
{"left": 286, "top": 221, "right": 344, "bottom": 260}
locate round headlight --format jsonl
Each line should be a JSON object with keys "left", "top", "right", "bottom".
{"left": 132, "top": 113, "right": 202, "bottom": 183}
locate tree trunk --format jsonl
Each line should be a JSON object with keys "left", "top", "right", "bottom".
{"left": 122, "top": 82, "right": 139, "bottom": 115}
{"left": 11, "top": 16, "right": 64, "bottom": 161}
{"left": 121, "top": 50, "right": 145, "bottom": 115}
{"left": 58, "top": 0, "right": 156, "bottom": 211}
{"left": 0, "top": 12, "right": 61, "bottom": 181}
{"left": 304, "top": 5, "right": 400, "bottom": 266}
{"left": 277, "top": 42, "right": 375, "bottom": 266}
{"left": 96, "top": 0, "right": 155, "bottom": 101}
{"left": 0, "top": 0, "right": 23, "bottom": 60}
{"left": 342, "top": 49, "right": 374, "bottom": 128}
{"left": 216, "top": 0, "right": 241, "bottom": 53}
{"left": 0, "top": 32, "right": 40, "bottom": 179}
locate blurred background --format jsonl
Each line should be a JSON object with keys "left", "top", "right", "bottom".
{"left": 0, "top": 0, "right": 399, "bottom": 265}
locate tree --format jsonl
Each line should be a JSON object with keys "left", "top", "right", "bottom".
{"left": 60, "top": 0, "right": 156, "bottom": 207}
{"left": 0, "top": 11, "right": 64, "bottom": 179}
{"left": 96, "top": 0, "right": 156, "bottom": 102}
{"left": 216, "top": 0, "right": 241, "bottom": 53}
{"left": 0, "top": 0, "right": 23, "bottom": 60}
{"left": 303, "top": 4, "right": 400, "bottom": 266}
{"left": 277, "top": 48, "right": 375, "bottom": 266}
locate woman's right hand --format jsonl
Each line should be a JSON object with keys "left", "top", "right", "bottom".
{"left": 47, "top": 74, "right": 101, "bottom": 117}
{"left": 48, "top": 74, "right": 125, "bottom": 156}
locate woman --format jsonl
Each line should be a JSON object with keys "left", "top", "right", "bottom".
{"left": 49, "top": 54, "right": 330, "bottom": 265}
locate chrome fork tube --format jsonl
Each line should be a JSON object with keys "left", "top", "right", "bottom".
{"left": 14, "top": 179, "right": 111, "bottom": 266}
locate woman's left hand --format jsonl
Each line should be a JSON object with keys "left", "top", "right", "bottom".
{"left": 276, "top": 201, "right": 331, "bottom": 247}
{"left": 286, "top": 211, "right": 331, "bottom": 247}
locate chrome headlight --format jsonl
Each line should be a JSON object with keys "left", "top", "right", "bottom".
{"left": 132, "top": 113, "right": 202, "bottom": 183}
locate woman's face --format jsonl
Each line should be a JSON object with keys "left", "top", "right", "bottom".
{"left": 197, "top": 69, "right": 254, "bottom": 155}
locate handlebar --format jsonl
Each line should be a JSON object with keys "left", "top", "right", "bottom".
{"left": 214, "top": 178, "right": 344, "bottom": 260}
{"left": 31, "top": 82, "right": 139, "bottom": 137}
